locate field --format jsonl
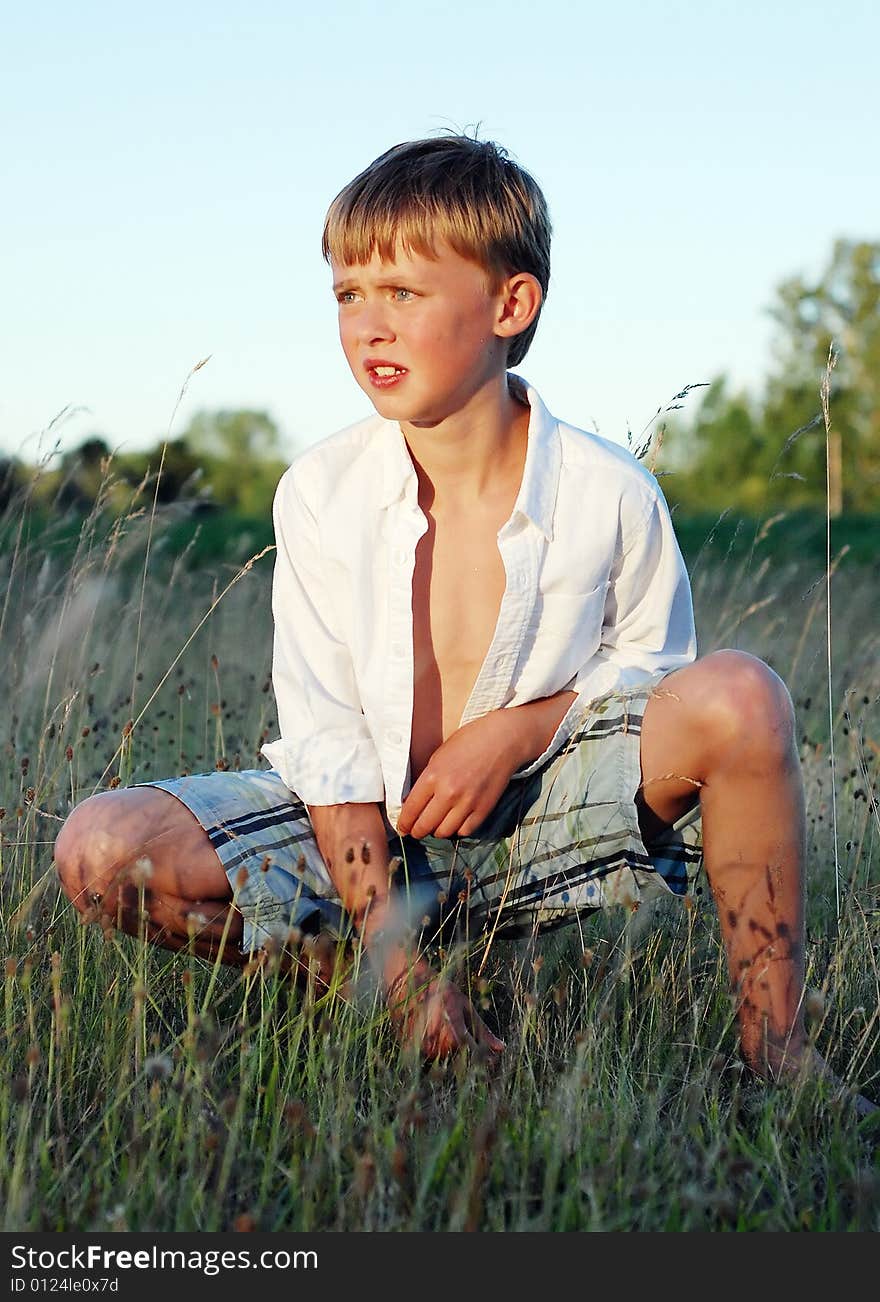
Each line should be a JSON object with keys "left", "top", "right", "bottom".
{"left": 1, "top": 495, "right": 878, "bottom": 1232}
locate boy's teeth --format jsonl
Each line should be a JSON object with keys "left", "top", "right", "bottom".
{"left": 374, "top": 366, "right": 400, "bottom": 376}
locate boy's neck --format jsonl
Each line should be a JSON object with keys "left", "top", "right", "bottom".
{"left": 401, "top": 372, "right": 530, "bottom": 514}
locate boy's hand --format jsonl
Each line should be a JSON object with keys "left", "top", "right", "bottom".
{"left": 306, "top": 801, "right": 393, "bottom": 931}
{"left": 397, "top": 708, "right": 528, "bottom": 839}
{"left": 387, "top": 965, "right": 505, "bottom": 1061}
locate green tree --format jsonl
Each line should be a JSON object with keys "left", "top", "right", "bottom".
{"left": 182, "top": 409, "right": 288, "bottom": 515}
{"left": 0, "top": 456, "right": 26, "bottom": 513}
{"left": 666, "top": 239, "right": 880, "bottom": 514}
{"left": 662, "top": 377, "right": 766, "bottom": 513}
{"left": 119, "top": 438, "right": 205, "bottom": 505}
{"left": 766, "top": 239, "right": 880, "bottom": 512}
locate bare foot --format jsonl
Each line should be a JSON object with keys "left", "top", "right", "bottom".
{"left": 759, "top": 1045, "right": 878, "bottom": 1119}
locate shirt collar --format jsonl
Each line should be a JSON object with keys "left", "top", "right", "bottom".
{"left": 508, "top": 374, "right": 560, "bottom": 540}
{"left": 377, "top": 374, "right": 561, "bottom": 539}
{"left": 378, "top": 413, "right": 420, "bottom": 510}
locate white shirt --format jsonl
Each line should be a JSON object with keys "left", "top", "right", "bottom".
{"left": 261, "top": 376, "right": 697, "bottom": 829}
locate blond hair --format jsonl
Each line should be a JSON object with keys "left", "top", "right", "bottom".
{"left": 322, "top": 135, "right": 551, "bottom": 367}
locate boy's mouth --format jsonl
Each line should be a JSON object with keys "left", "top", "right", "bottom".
{"left": 365, "top": 360, "right": 408, "bottom": 389}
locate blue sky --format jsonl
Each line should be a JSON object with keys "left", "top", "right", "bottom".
{"left": 2, "top": 0, "right": 877, "bottom": 461}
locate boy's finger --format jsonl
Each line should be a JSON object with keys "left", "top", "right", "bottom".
{"left": 409, "top": 795, "right": 451, "bottom": 839}
{"left": 433, "top": 803, "right": 473, "bottom": 839}
{"left": 463, "top": 997, "right": 505, "bottom": 1054}
{"left": 482, "top": 1028, "right": 506, "bottom": 1053}
{"left": 396, "top": 795, "right": 422, "bottom": 835}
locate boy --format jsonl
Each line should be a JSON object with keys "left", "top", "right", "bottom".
{"left": 54, "top": 136, "right": 861, "bottom": 1092}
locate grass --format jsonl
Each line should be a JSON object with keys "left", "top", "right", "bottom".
{"left": 0, "top": 470, "right": 878, "bottom": 1232}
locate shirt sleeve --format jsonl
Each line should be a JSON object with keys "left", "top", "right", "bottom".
{"left": 512, "top": 485, "right": 696, "bottom": 779}
{"left": 260, "top": 467, "right": 385, "bottom": 805}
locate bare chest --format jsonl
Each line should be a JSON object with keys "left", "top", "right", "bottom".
{"left": 409, "top": 509, "right": 509, "bottom": 777}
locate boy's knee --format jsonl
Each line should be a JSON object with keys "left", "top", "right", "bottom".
{"left": 702, "top": 650, "right": 795, "bottom": 758}
{"left": 54, "top": 791, "right": 129, "bottom": 912}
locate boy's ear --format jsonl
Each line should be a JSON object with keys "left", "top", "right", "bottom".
{"left": 493, "top": 272, "right": 543, "bottom": 344}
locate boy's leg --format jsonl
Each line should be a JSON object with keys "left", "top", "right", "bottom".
{"left": 56, "top": 789, "right": 243, "bottom": 956}
{"left": 638, "top": 648, "right": 810, "bottom": 1078}
{"left": 54, "top": 788, "right": 339, "bottom": 983}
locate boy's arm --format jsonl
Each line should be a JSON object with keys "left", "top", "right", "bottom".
{"left": 267, "top": 471, "right": 500, "bottom": 1056}
{"left": 264, "top": 467, "right": 384, "bottom": 806}
{"left": 397, "top": 690, "right": 575, "bottom": 839}
{"left": 307, "top": 800, "right": 504, "bottom": 1058}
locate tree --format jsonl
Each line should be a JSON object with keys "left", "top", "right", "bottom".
{"left": 665, "top": 239, "right": 880, "bottom": 514}
{"left": 662, "top": 377, "right": 767, "bottom": 513}
{"left": 766, "top": 239, "right": 880, "bottom": 513}
{"left": 181, "top": 409, "right": 288, "bottom": 515}
{"left": 0, "top": 457, "right": 26, "bottom": 513}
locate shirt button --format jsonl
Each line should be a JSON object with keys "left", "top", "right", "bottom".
{"left": 386, "top": 729, "right": 403, "bottom": 745}
{"left": 391, "top": 643, "right": 406, "bottom": 658}
{"left": 394, "top": 548, "right": 407, "bottom": 565}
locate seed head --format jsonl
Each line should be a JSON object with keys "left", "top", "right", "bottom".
{"left": 391, "top": 1143, "right": 408, "bottom": 1184}
{"left": 805, "top": 988, "right": 825, "bottom": 1023}
{"left": 144, "top": 1053, "right": 172, "bottom": 1082}
{"left": 353, "top": 1152, "right": 376, "bottom": 1200}
{"left": 283, "top": 1098, "right": 315, "bottom": 1138}
{"left": 128, "top": 857, "right": 153, "bottom": 886}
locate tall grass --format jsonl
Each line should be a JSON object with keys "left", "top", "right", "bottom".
{"left": 0, "top": 447, "right": 878, "bottom": 1231}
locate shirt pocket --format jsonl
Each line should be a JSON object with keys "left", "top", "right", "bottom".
{"left": 520, "top": 581, "right": 609, "bottom": 694}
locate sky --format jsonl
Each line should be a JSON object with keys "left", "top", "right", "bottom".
{"left": 2, "top": 0, "right": 878, "bottom": 463}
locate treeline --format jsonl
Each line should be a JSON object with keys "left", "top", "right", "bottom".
{"left": 0, "top": 409, "right": 288, "bottom": 520}
{"left": 660, "top": 239, "right": 879, "bottom": 515}
{"left": 2, "top": 239, "right": 877, "bottom": 528}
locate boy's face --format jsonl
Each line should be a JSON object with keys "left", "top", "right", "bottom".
{"left": 331, "top": 239, "right": 511, "bottom": 428}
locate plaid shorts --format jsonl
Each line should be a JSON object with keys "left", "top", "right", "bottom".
{"left": 146, "top": 673, "right": 703, "bottom": 956}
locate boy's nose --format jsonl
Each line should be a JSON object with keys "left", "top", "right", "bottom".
{"left": 358, "top": 304, "right": 395, "bottom": 345}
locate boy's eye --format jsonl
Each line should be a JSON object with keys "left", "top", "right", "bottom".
{"left": 337, "top": 291, "right": 359, "bottom": 305}
{"left": 393, "top": 288, "right": 414, "bottom": 301}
